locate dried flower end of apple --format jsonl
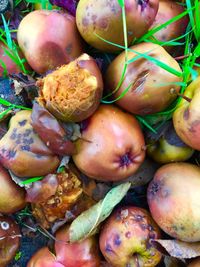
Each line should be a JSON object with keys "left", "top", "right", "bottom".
{"left": 37, "top": 53, "right": 103, "bottom": 122}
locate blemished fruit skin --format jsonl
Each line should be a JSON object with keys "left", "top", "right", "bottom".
{"left": 99, "top": 206, "right": 162, "bottom": 267}
{"left": 149, "top": 0, "right": 189, "bottom": 53}
{"left": 76, "top": 0, "right": 159, "bottom": 52}
{"left": 105, "top": 42, "right": 182, "bottom": 115}
{"left": 73, "top": 104, "right": 145, "bottom": 182}
{"left": 147, "top": 162, "right": 200, "bottom": 242}
{"left": 17, "top": 10, "right": 83, "bottom": 74}
{"left": 173, "top": 76, "right": 200, "bottom": 151}
{"left": 0, "top": 165, "right": 26, "bottom": 214}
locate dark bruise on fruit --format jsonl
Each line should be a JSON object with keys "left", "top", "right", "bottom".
{"left": 0, "top": 216, "right": 21, "bottom": 267}
{"left": 0, "top": 110, "right": 60, "bottom": 177}
{"left": 119, "top": 152, "right": 133, "bottom": 167}
{"left": 31, "top": 102, "right": 75, "bottom": 156}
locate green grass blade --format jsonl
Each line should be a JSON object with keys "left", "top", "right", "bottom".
{"left": 1, "top": 14, "right": 12, "bottom": 49}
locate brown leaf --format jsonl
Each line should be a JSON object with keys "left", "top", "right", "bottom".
{"left": 153, "top": 239, "right": 200, "bottom": 259}
{"left": 164, "top": 256, "right": 187, "bottom": 267}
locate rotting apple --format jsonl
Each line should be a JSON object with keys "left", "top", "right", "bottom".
{"left": 147, "top": 162, "right": 200, "bottom": 242}
{"left": 99, "top": 206, "right": 162, "bottom": 267}
{"left": 105, "top": 42, "right": 182, "bottom": 115}
{"left": 31, "top": 102, "right": 76, "bottom": 156}
{"left": 146, "top": 121, "right": 194, "bottom": 164}
{"left": 0, "top": 164, "right": 26, "bottom": 213}
{"left": 173, "top": 76, "right": 200, "bottom": 151}
{"left": 0, "top": 110, "right": 60, "bottom": 177}
{"left": 17, "top": 10, "right": 83, "bottom": 74}
{"left": 55, "top": 225, "right": 101, "bottom": 267}
{"left": 73, "top": 104, "right": 145, "bottom": 182}
{"left": 37, "top": 53, "right": 103, "bottom": 122}
{"left": 76, "top": 0, "right": 159, "bottom": 52}
{"left": 149, "top": 0, "right": 188, "bottom": 54}
{"left": 0, "top": 215, "right": 21, "bottom": 267}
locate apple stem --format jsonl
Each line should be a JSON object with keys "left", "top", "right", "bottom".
{"left": 174, "top": 53, "right": 192, "bottom": 61}
{"left": 170, "top": 88, "right": 192, "bottom": 103}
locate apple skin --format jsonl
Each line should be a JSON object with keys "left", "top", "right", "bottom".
{"left": 146, "top": 121, "right": 194, "bottom": 164}
{"left": 0, "top": 216, "right": 21, "bottom": 267}
{"left": 173, "top": 76, "right": 200, "bottom": 151}
{"left": 55, "top": 225, "right": 101, "bottom": 267}
{"left": 72, "top": 104, "right": 145, "bottom": 182}
{"left": 76, "top": 0, "right": 159, "bottom": 52}
{"left": 99, "top": 206, "right": 162, "bottom": 267}
{"left": 17, "top": 10, "right": 83, "bottom": 74}
{"left": 105, "top": 42, "right": 182, "bottom": 115}
{"left": 0, "top": 164, "right": 26, "bottom": 214}
{"left": 27, "top": 226, "right": 100, "bottom": 267}
{"left": 27, "top": 247, "right": 64, "bottom": 267}
{"left": 149, "top": 0, "right": 188, "bottom": 53}
{"left": 147, "top": 162, "right": 200, "bottom": 242}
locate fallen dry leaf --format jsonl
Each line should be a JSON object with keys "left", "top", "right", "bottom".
{"left": 153, "top": 239, "right": 200, "bottom": 259}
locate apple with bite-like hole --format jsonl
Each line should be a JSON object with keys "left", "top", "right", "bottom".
{"left": 99, "top": 206, "right": 162, "bottom": 267}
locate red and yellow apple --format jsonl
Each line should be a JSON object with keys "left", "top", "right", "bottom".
{"left": 17, "top": 10, "right": 83, "bottom": 74}
{"left": 105, "top": 42, "right": 182, "bottom": 115}
{"left": 73, "top": 104, "right": 145, "bottom": 181}
{"left": 0, "top": 216, "right": 21, "bottom": 267}
{"left": 173, "top": 76, "right": 200, "bottom": 151}
{"left": 99, "top": 206, "right": 162, "bottom": 267}
{"left": 147, "top": 162, "right": 200, "bottom": 242}
{"left": 76, "top": 0, "right": 159, "bottom": 52}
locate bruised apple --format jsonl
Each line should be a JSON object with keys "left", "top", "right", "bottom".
{"left": 55, "top": 225, "right": 101, "bottom": 267}
{"left": 149, "top": 0, "right": 188, "bottom": 53}
{"left": 0, "top": 110, "right": 60, "bottom": 177}
{"left": 31, "top": 102, "right": 75, "bottom": 156}
{"left": 76, "top": 0, "right": 159, "bottom": 52}
{"left": 0, "top": 216, "right": 21, "bottom": 267}
{"left": 17, "top": 10, "right": 83, "bottom": 74}
{"left": 99, "top": 206, "right": 162, "bottom": 267}
{"left": 0, "top": 165, "right": 26, "bottom": 213}
{"left": 73, "top": 105, "right": 145, "bottom": 181}
{"left": 27, "top": 225, "right": 100, "bottom": 267}
{"left": 147, "top": 162, "right": 200, "bottom": 242}
{"left": 37, "top": 54, "right": 103, "bottom": 122}
{"left": 173, "top": 76, "right": 200, "bottom": 151}
{"left": 105, "top": 42, "right": 182, "bottom": 115}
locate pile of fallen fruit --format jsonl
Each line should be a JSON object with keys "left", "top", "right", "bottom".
{"left": 0, "top": 0, "right": 200, "bottom": 266}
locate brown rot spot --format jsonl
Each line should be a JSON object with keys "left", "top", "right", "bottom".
{"left": 80, "top": 118, "right": 90, "bottom": 132}
{"left": 189, "top": 120, "right": 200, "bottom": 133}
{"left": 20, "top": 145, "right": 31, "bottom": 151}
{"left": 148, "top": 180, "right": 162, "bottom": 197}
{"left": 23, "top": 138, "right": 34, "bottom": 145}
{"left": 140, "top": 223, "right": 148, "bottom": 231}
{"left": 66, "top": 44, "right": 72, "bottom": 55}
{"left": 82, "top": 17, "right": 89, "bottom": 27}
{"left": 98, "top": 18, "right": 108, "bottom": 29}
{"left": 149, "top": 232, "right": 156, "bottom": 239}
{"left": 23, "top": 129, "right": 32, "bottom": 137}
{"left": 137, "top": 0, "right": 149, "bottom": 11}
{"left": 183, "top": 108, "right": 189, "bottom": 120}
{"left": 125, "top": 231, "right": 131, "bottom": 239}
{"left": 105, "top": 243, "right": 113, "bottom": 254}
{"left": 133, "top": 214, "right": 144, "bottom": 222}
{"left": 18, "top": 120, "right": 27, "bottom": 126}
{"left": 91, "top": 15, "right": 97, "bottom": 22}
{"left": 119, "top": 152, "right": 133, "bottom": 167}
{"left": 113, "top": 234, "right": 121, "bottom": 246}
{"left": 7, "top": 150, "right": 16, "bottom": 159}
